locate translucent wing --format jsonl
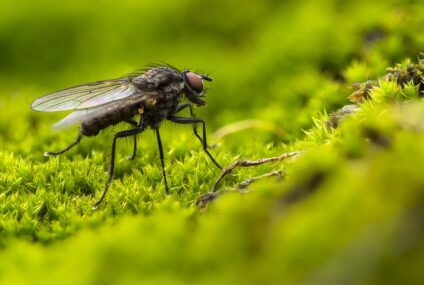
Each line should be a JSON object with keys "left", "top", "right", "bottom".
{"left": 52, "top": 91, "right": 155, "bottom": 129}
{"left": 31, "top": 78, "right": 137, "bottom": 111}
{"left": 52, "top": 104, "right": 110, "bottom": 129}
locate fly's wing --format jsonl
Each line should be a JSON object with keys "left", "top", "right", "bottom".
{"left": 52, "top": 105, "right": 107, "bottom": 129}
{"left": 52, "top": 91, "right": 156, "bottom": 129}
{"left": 31, "top": 78, "right": 138, "bottom": 111}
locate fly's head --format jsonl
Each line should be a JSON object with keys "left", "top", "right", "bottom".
{"left": 182, "top": 71, "right": 212, "bottom": 107}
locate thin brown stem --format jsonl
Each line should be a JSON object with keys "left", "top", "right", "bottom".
{"left": 211, "top": 151, "right": 303, "bottom": 192}
{"left": 237, "top": 170, "right": 284, "bottom": 189}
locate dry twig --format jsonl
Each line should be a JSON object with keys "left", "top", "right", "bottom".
{"left": 197, "top": 151, "right": 303, "bottom": 208}
{"left": 211, "top": 151, "right": 302, "bottom": 192}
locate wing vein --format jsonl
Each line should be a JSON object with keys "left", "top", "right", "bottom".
{"left": 31, "top": 77, "right": 137, "bottom": 111}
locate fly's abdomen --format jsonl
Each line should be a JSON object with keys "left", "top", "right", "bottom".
{"left": 81, "top": 103, "right": 138, "bottom": 136}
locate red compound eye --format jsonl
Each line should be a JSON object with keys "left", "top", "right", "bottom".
{"left": 185, "top": 72, "right": 203, "bottom": 93}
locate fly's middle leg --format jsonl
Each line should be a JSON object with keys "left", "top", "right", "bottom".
{"left": 125, "top": 119, "right": 138, "bottom": 160}
{"left": 154, "top": 128, "right": 169, "bottom": 195}
{"left": 93, "top": 125, "right": 146, "bottom": 210}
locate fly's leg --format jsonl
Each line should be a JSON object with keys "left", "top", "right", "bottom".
{"left": 155, "top": 128, "right": 170, "bottom": 194}
{"left": 174, "top": 103, "right": 212, "bottom": 149}
{"left": 44, "top": 132, "right": 82, "bottom": 156}
{"left": 168, "top": 116, "right": 222, "bottom": 169}
{"left": 175, "top": 103, "right": 191, "bottom": 113}
{"left": 125, "top": 119, "right": 138, "bottom": 160}
{"left": 92, "top": 125, "right": 145, "bottom": 210}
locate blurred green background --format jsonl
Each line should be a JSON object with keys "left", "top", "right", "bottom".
{"left": 2, "top": 0, "right": 422, "bottom": 140}
{"left": 1, "top": 0, "right": 424, "bottom": 284}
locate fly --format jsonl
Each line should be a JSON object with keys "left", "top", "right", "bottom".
{"left": 31, "top": 65, "right": 222, "bottom": 209}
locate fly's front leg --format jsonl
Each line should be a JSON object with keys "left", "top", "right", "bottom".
{"left": 168, "top": 115, "right": 222, "bottom": 169}
{"left": 92, "top": 125, "right": 145, "bottom": 210}
{"left": 44, "top": 132, "right": 82, "bottom": 157}
{"left": 174, "top": 103, "right": 207, "bottom": 148}
{"left": 175, "top": 103, "right": 192, "bottom": 113}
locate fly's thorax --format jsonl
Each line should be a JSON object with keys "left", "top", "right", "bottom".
{"left": 132, "top": 67, "right": 184, "bottom": 93}
{"left": 141, "top": 92, "right": 183, "bottom": 128}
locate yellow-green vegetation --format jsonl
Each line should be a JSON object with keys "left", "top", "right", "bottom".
{"left": 1, "top": 0, "right": 424, "bottom": 284}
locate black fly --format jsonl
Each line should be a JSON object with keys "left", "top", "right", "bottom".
{"left": 31, "top": 66, "right": 222, "bottom": 209}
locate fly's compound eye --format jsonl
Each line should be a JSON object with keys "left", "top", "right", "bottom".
{"left": 185, "top": 72, "right": 204, "bottom": 93}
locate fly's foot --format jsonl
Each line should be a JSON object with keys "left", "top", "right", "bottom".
{"left": 44, "top": 151, "right": 59, "bottom": 157}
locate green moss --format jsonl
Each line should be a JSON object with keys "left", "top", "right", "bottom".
{"left": 1, "top": 0, "right": 424, "bottom": 284}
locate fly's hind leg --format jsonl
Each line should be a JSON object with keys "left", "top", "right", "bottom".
{"left": 44, "top": 132, "right": 82, "bottom": 157}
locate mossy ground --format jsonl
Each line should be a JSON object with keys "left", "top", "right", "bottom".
{"left": 1, "top": 0, "right": 424, "bottom": 284}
